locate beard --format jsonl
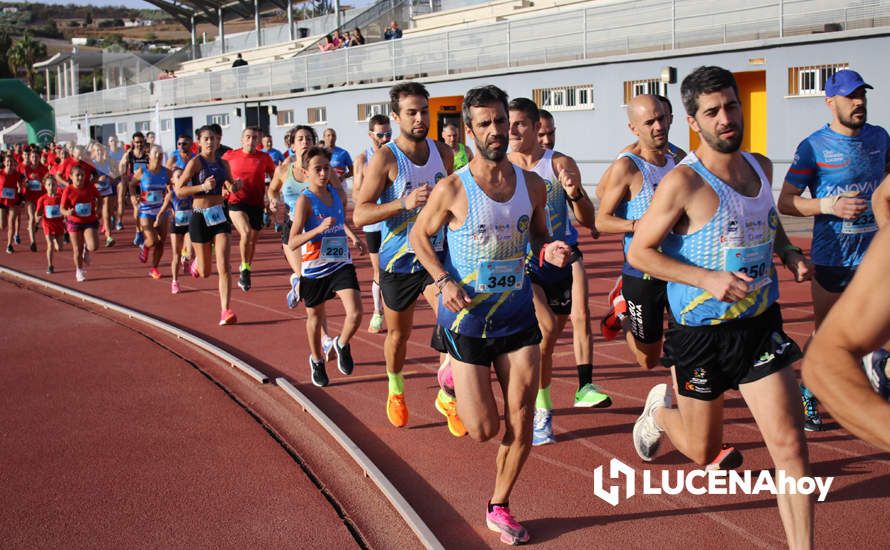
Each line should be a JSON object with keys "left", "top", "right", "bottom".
{"left": 476, "top": 135, "right": 508, "bottom": 161}
{"left": 404, "top": 127, "right": 428, "bottom": 142}
{"left": 839, "top": 107, "right": 867, "bottom": 130}
{"left": 701, "top": 123, "right": 743, "bottom": 154}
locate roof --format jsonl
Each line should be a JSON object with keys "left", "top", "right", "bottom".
{"left": 143, "top": 0, "right": 315, "bottom": 28}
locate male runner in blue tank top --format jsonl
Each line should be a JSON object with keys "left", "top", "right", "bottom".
{"left": 628, "top": 66, "right": 814, "bottom": 549}
{"left": 411, "top": 85, "right": 572, "bottom": 546}
{"left": 778, "top": 69, "right": 890, "bottom": 431}
{"left": 353, "top": 82, "right": 455, "bottom": 430}
{"left": 506, "top": 98, "right": 609, "bottom": 448}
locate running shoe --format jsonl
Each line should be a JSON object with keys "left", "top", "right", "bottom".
{"left": 115, "top": 220, "right": 124, "bottom": 231}
{"left": 532, "top": 409, "right": 555, "bottom": 446}
{"left": 190, "top": 258, "right": 200, "bottom": 278}
{"left": 435, "top": 390, "right": 467, "bottom": 437}
{"left": 486, "top": 504, "right": 530, "bottom": 546}
{"left": 862, "top": 349, "right": 890, "bottom": 399}
{"left": 368, "top": 311, "right": 384, "bottom": 333}
{"left": 29, "top": 241, "right": 37, "bottom": 252}
{"left": 75, "top": 268, "right": 86, "bottom": 282}
{"left": 600, "top": 294, "right": 627, "bottom": 341}
{"left": 238, "top": 269, "right": 251, "bottom": 292}
{"left": 334, "top": 337, "right": 354, "bottom": 375}
{"left": 219, "top": 309, "right": 238, "bottom": 326}
{"left": 137, "top": 245, "right": 147, "bottom": 263}
{"left": 633, "top": 383, "right": 671, "bottom": 461}
{"left": 46, "top": 265, "right": 54, "bottom": 274}
{"left": 14, "top": 233, "right": 20, "bottom": 244}
{"left": 286, "top": 274, "right": 301, "bottom": 309}
{"left": 274, "top": 222, "right": 282, "bottom": 233}
{"left": 573, "top": 383, "right": 612, "bottom": 408}
{"left": 133, "top": 231, "right": 144, "bottom": 246}
{"left": 322, "top": 334, "right": 335, "bottom": 362}
{"left": 705, "top": 445, "right": 744, "bottom": 471}
{"left": 800, "top": 384, "right": 824, "bottom": 432}
{"left": 387, "top": 392, "right": 408, "bottom": 427}
{"left": 5, "top": 244, "right": 12, "bottom": 254}
{"left": 105, "top": 236, "right": 115, "bottom": 247}
{"left": 310, "top": 356, "right": 329, "bottom": 387}
{"left": 82, "top": 249, "right": 91, "bottom": 267}
{"left": 437, "top": 357, "right": 455, "bottom": 397}
{"left": 149, "top": 267, "right": 161, "bottom": 280}
{"left": 171, "top": 280, "right": 181, "bottom": 294}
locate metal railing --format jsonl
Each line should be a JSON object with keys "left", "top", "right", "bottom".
{"left": 51, "top": 0, "right": 890, "bottom": 119}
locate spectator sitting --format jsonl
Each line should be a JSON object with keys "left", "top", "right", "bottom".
{"left": 232, "top": 53, "right": 248, "bottom": 68}
{"left": 383, "top": 21, "right": 402, "bottom": 40}
{"left": 318, "top": 35, "right": 336, "bottom": 52}
{"left": 351, "top": 28, "right": 365, "bottom": 46}
{"left": 332, "top": 30, "right": 345, "bottom": 48}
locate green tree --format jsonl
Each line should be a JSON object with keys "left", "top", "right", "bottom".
{"left": 8, "top": 32, "right": 49, "bottom": 89}
{"left": 0, "top": 30, "right": 12, "bottom": 78}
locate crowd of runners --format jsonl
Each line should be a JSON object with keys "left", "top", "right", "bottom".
{"left": 3, "top": 65, "right": 889, "bottom": 547}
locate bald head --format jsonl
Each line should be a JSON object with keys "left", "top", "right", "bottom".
{"left": 627, "top": 94, "right": 669, "bottom": 149}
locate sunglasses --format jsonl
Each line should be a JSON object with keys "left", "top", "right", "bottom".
{"left": 178, "top": 142, "right": 190, "bottom": 146}
{"left": 375, "top": 132, "right": 392, "bottom": 139}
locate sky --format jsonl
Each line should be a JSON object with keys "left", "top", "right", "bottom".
{"left": 25, "top": 0, "right": 156, "bottom": 8}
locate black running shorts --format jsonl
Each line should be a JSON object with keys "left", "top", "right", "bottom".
{"left": 813, "top": 264, "right": 856, "bottom": 294}
{"left": 380, "top": 269, "right": 433, "bottom": 312}
{"left": 228, "top": 202, "right": 264, "bottom": 231}
{"left": 301, "top": 264, "right": 360, "bottom": 308}
{"left": 663, "top": 303, "right": 800, "bottom": 401}
{"left": 189, "top": 207, "right": 231, "bottom": 243}
{"left": 366, "top": 230, "right": 382, "bottom": 254}
{"left": 622, "top": 274, "right": 668, "bottom": 344}
{"left": 438, "top": 324, "right": 542, "bottom": 366}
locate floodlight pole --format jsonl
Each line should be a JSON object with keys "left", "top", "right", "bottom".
{"left": 254, "top": 0, "right": 262, "bottom": 48}
{"left": 218, "top": 7, "right": 226, "bottom": 54}
{"left": 287, "top": 0, "right": 295, "bottom": 41}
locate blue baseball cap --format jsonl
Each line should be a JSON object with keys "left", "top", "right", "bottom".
{"left": 825, "top": 69, "right": 873, "bottom": 97}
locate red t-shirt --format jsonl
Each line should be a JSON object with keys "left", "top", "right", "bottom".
{"left": 222, "top": 148, "right": 276, "bottom": 206}
{"left": 61, "top": 184, "right": 100, "bottom": 224}
{"left": 46, "top": 151, "right": 58, "bottom": 167}
{"left": 19, "top": 163, "right": 47, "bottom": 201}
{"left": 0, "top": 169, "right": 22, "bottom": 207}
{"left": 36, "top": 193, "right": 65, "bottom": 234}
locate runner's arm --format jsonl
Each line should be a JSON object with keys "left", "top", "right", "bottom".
{"left": 803, "top": 227, "right": 890, "bottom": 451}
{"left": 287, "top": 196, "right": 330, "bottom": 250}
{"left": 267, "top": 161, "right": 289, "bottom": 208}
{"left": 353, "top": 148, "right": 406, "bottom": 226}
{"left": 595, "top": 157, "right": 636, "bottom": 234}
{"left": 436, "top": 141, "right": 455, "bottom": 176}
{"left": 335, "top": 185, "right": 365, "bottom": 253}
{"left": 872, "top": 173, "right": 890, "bottom": 227}
{"left": 526, "top": 172, "right": 572, "bottom": 267}
{"left": 553, "top": 154, "right": 595, "bottom": 228}
{"left": 351, "top": 152, "right": 366, "bottom": 203}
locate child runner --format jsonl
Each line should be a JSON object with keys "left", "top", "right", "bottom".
{"left": 91, "top": 142, "right": 117, "bottom": 247}
{"left": 288, "top": 146, "right": 366, "bottom": 386}
{"left": 132, "top": 145, "right": 171, "bottom": 279}
{"left": 35, "top": 174, "right": 65, "bottom": 273}
{"left": 20, "top": 148, "right": 48, "bottom": 252}
{"left": 60, "top": 164, "right": 100, "bottom": 282}
{"left": 0, "top": 154, "right": 23, "bottom": 253}
{"left": 157, "top": 167, "right": 194, "bottom": 293}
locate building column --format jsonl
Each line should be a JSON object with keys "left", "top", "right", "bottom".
{"left": 287, "top": 0, "right": 294, "bottom": 41}
{"left": 334, "top": 0, "right": 341, "bottom": 29}
{"left": 254, "top": 0, "right": 261, "bottom": 48}
{"left": 92, "top": 70, "right": 97, "bottom": 92}
{"left": 60, "top": 64, "right": 67, "bottom": 98}
{"left": 45, "top": 68, "right": 51, "bottom": 100}
{"left": 70, "top": 59, "right": 78, "bottom": 96}
{"left": 118, "top": 64, "right": 125, "bottom": 87}
{"left": 218, "top": 7, "right": 226, "bottom": 54}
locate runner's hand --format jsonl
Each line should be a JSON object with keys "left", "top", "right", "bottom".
{"left": 785, "top": 252, "right": 812, "bottom": 282}
{"left": 202, "top": 176, "right": 215, "bottom": 193}
{"left": 316, "top": 216, "right": 334, "bottom": 233}
{"left": 543, "top": 240, "right": 572, "bottom": 268}
{"left": 405, "top": 184, "right": 430, "bottom": 209}
{"left": 441, "top": 280, "right": 472, "bottom": 313}
{"left": 557, "top": 166, "right": 583, "bottom": 200}
{"left": 269, "top": 197, "right": 279, "bottom": 211}
{"left": 702, "top": 270, "right": 753, "bottom": 302}
{"left": 833, "top": 194, "right": 867, "bottom": 219}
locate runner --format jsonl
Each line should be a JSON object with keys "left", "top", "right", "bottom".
{"left": 156, "top": 167, "right": 192, "bottom": 293}
{"left": 60, "top": 164, "right": 101, "bottom": 282}
{"left": 174, "top": 125, "right": 241, "bottom": 325}
{"left": 506, "top": 97, "right": 608, "bottom": 447}
{"left": 166, "top": 134, "right": 195, "bottom": 171}
{"left": 0, "top": 153, "right": 23, "bottom": 253}
{"left": 132, "top": 145, "right": 172, "bottom": 279}
{"left": 595, "top": 94, "right": 677, "bottom": 370}
{"left": 165, "top": 134, "right": 196, "bottom": 269}
{"left": 353, "top": 81, "right": 455, "bottom": 429}
{"left": 107, "top": 135, "right": 126, "bottom": 230}
{"left": 288, "top": 146, "right": 366, "bottom": 386}
{"left": 441, "top": 123, "right": 473, "bottom": 170}
{"left": 411, "top": 84, "right": 572, "bottom": 545}
{"left": 223, "top": 126, "right": 276, "bottom": 292}
{"left": 35, "top": 174, "right": 65, "bottom": 273}
{"left": 777, "top": 69, "right": 890, "bottom": 431}
{"left": 261, "top": 134, "right": 284, "bottom": 165}
{"left": 120, "top": 132, "right": 150, "bottom": 246}
{"left": 537, "top": 109, "right": 556, "bottom": 150}
{"left": 90, "top": 142, "right": 117, "bottom": 247}
{"left": 352, "top": 113, "right": 392, "bottom": 334}
{"left": 803, "top": 226, "right": 890, "bottom": 450}
{"left": 322, "top": 128, "right": 353, "bottom": 182}
{"left": 20, "top": 147, "right": 47, "bottom": 252}
{"left": 628, "top": 66, "right": 813, "bottom": 548}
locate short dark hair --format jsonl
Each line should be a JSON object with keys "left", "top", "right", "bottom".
{"left": 195, "top": 125, "right": 215, "bottom": 139}
{"left": 462, "top": 85, "right": 509, "bottom": 126}
{"left": 131, "top": 131, "right": 145, "bottom": 141}
{"left": 539, "top": 109, "right": 554, "bottom": 122}
{"left": 507, "top": 97, "right": 539, "bottom": 122}
{"left": 655, "top": 94, "right": 673, "bottom": 114}
{"left": 209, "top": 123, "right": 223, "bottom": 137}
{"left": 368, "top": 114, "right": 389, "bottom": 130}
{"left": 389, "top": 82, "right": 429, "bottom": 114}
{"left": 302, "top": 145, "right": 332, "bottom": 168}
{"left": 681, "top": 66, "right": 739, "bottom": 116}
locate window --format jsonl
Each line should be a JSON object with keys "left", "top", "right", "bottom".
{"left": 277, "top": 109, "right": 294, "bottom": 126}
{"left": 533, "top": 85, "right": 594, "bottom": 112}
{"left": 206, "top": 113, "right": 231, "bottom": 127}
{"left": 356, "top": 102, "right": 391, "bottom": 121}
{"left": 160, "top": 119, "right": 172, "bottom": 132}
{"left": 623, "top": 79, "right": 668, "bottom": 105}
{"left": 116, "top": 122, "right": 128, "bottom": 134}
{"left": 307, "top": 106, "right": 327, "bottom": 125}
{"left": 134, "top": 120, "right": 151, "bottom": 133}
{"left": 787, "top": 63, "right": 848, "bottom": 96}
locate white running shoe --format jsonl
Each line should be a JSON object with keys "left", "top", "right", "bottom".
{"left": 633, "top": 383, "right": 671, "bottom": 461}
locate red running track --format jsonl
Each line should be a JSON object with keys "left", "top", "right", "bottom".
{"left": 2, "top": 223, "right": 889, "bottom": 548}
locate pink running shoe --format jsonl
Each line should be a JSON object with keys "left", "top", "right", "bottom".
{"left": 486, "top": 504, "right": 529, "bottom": 545}
{"left": 219, "top": 309, "right": 238, "bottom": 326}
{"left": 437, "top": 356, "right": 455, "bottom": 398}
{"left": 189, "top": 258, "right": 200, "bottom": 278}
{"left": 171, "top": 280, "right": 181, "bottom": 294}
{"left": 137, "top": 245, "right": 148, "bottom": 263}
{"left": 149, "top": 267, "right": 161, "bottom": 280}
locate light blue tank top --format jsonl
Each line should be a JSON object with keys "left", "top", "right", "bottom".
{"left": 138, "top": 168, "right": 168, "bottom": 215}
{"left": 282, "top": 161, "right": 308, "bottom": 216}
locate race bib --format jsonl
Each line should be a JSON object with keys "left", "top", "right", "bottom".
{"left": 725, "top": 241, "right": 772, "bottom": 292}
{"left": 320, "top": 236, "right": 348, "bottom": 260}
{"left": 174, "top": 209, "right": 192, "bottom": 227}
{"left": 144, "top": 190, "right": 164, "bottom": 205}
{"left": 0, "top": 187, "right": 14, "bottom": 199}
{"left": 74, "top": 202, "right": 92, "bottom": 217}
{"left": 28, "top": 179, "right": 42, "bottom": 192}
{"left": 475, "top": 258, "right": 525, "bottom": 293}
{"left": 202, "top": 204, "right": 227, "bottom": 226}
{"left": 44, "top": 204, "right": 61, "bottom": 219}
{"left": 406, "top": 223, "right": 445, "bottom": 253}
{"left": 842, "top": 205, "right": 877, "bottom": 235}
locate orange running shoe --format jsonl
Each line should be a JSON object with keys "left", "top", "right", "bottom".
{"left": 387, "top": 392, "right": 408, "bottom": 427}
{"left": 435, "top": 390, "right": 467, "bottom": 437}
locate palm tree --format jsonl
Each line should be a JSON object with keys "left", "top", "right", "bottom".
{"left": 8, "top": 32, "right": 48, "bottom": 90}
